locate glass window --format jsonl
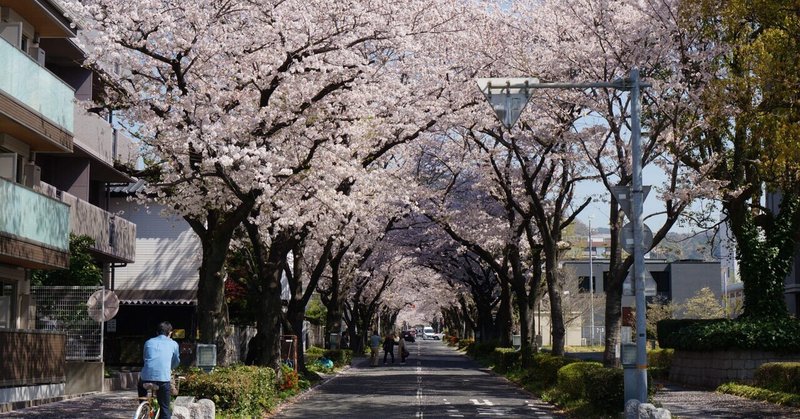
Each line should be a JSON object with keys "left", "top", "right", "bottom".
{"left": 0, "top": 282, "right": 13, "bottom": 329}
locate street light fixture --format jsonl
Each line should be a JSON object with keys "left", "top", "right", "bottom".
{"left": 589, "top": 214, "right": 595, "bottom": 347}
{"left": 477, "top": 69, "right": 651, "bottom": 403}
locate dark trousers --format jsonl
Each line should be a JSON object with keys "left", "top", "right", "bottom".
{"left": 138, "top": 379, "right": 171, "bottom": 419}
{"left": 384, "top": 348, "right": 394, "bottom": 363}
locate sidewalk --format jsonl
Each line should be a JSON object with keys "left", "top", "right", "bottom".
{"left": 653, "top": 382, "right": 800, "bottom": 419}
{"left": 0, "top": 391, "right": 138, "bottom": 419}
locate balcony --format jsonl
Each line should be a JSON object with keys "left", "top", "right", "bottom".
{"left": 0, "top": 37, "right": 74, "bottom": 152}
{"left": 38, "top": 182, "right": 136, "bottom": 263}
{"left": 74, "top": 108, "right": 137, "bottom": 168}
{"left": 0, "top": 177, "right": 70, "bottom": 269}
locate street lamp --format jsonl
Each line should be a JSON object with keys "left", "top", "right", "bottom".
{"left": 589, "top": 214, "right": 595, "bottom": 347}
{"left": 477, "top": 69, "right": 651, "bottom": 403}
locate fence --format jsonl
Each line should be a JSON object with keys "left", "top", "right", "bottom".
{"left": 32, "top": 286, "right": 102, "bottom": 361}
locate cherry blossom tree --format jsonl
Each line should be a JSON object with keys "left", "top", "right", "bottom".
{"left": 504, "top": 0, "right": 721, "bottom": 365}
{"left": 66, "top": 0, "right": 483, "bottom": 365}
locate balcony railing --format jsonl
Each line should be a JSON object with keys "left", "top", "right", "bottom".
{"left": 38, "top": 182, "right": 136, "bottom": 263}
{"left": 0, "top": 37, "right": 74, "bottom": 134}
{"left": 0, "top": 177, "right": 70, "bottom": 252}
{"left": 73, "top": 108, "right": 137, "bottom": 168}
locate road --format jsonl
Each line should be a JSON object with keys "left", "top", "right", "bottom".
{"left": 271, "top": 339, "right": 562, "bottom": 418}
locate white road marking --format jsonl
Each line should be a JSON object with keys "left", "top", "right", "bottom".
{"left": 469, "top": 399, "right": 494, "bottom": 406}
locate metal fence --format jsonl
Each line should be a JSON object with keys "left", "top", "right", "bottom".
{"left": 32, "top": 286, "right": 102, "bottom": 361}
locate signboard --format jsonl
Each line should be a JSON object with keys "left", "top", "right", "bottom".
{"left": 476, "top": 78, "right": 539, "bottom": 129}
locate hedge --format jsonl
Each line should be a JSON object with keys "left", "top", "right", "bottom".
{"left": 556, "top": 362, "right": 604, "bottom": 401}
{"left": 584, "top": 367, "right": 624, "bottom": 414}
{"left": 657, "top": 317, "right": 800, "bottom": 351}
{"left": 492, "top": 348, "right": 520, "bottom": 373}
{"left": 530, "top": 354, "right": 578, "bottom": 387}
{"left": 718, "top": 382, "right": 800, "bottom": 407}
{"left": 181, "top": 365, "right": 277, "bottom": 417}
{"left": 466, "top": 341, "right": 497, "bottom": 359}
{"left": 754, "top": 362, "right": 800, "bottom": 394}
{"left": 648, "top": 348, "right": 674, "bottom": 379}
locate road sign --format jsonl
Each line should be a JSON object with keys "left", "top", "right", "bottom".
{"left": 610, "top": 185, "right": 651, "bottom": 220}
{"left": 622, "top": 271, "right": 657, "bottom": 297}
{"left": 620, "top": 222, "right": 653, "bottom": 254}
{"left": 476, "top": 78, "right": 539, "bottom": 129}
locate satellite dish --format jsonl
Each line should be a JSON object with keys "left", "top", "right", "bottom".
{"left": 87, "top": 289, "right": 120, "bottom": 322}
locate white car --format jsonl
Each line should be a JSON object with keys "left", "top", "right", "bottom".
{"left": 422, "top": 327, "right": 439, "bottom": 340}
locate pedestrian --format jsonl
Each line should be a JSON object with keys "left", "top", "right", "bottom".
{"left": 398, "top": 333, "right": 408, "bottom": 364}
{"left": 383, "top": 332, "right": 396, "bottom": 365}
{"left": 370, "top": 330, "right": 381, "bottom": 367}
{"left": 138, "top": 321, "right": 180, "bottom": 419}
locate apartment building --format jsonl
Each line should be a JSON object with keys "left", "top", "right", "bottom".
{"left": 0, "top": 0, "right": 136, "bottom": 407}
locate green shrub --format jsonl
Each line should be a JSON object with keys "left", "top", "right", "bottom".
{"left": 648, "top": 348, "right": 674, "bottom": 379}
{"left": 492, "top": 348, "right": 520, "bottom": 373}
{"left": 323, "top": 349, "right": 352, "bottom": 367}
{"left": 467, "top": 341, "right": 497, "bottom": 359}
{"left": 181, "top": 365, "right": 277, "bottom": 417}
{"left": 658, "top": 317, "right": 800, "bottom": 351}
{"left": 718, "top": 382, "right": 800, "bottom": 407}
{"left": 529, "top": 354, "right": 578, "bottom": 387}
{"left": 457, "top": 338, "right": 474, "bottom": 350}
{"left": 754, "top": 362, "right": 800, "bottom": 394}
{"left": 306, "top": 346, "right": 325, "bottom": 355}
{"left": 584, "top": 367, "right": 624, "bottom": 414}
{"left": 556, "top": 362, "right": 604, "bottom": 401}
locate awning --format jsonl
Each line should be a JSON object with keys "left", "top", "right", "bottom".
{"left": 115, "top": 289, "right": 196, "bottom": 306}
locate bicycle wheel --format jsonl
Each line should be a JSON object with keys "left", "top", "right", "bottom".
{"left": 133, "top": 402, "right": 151, "bottom": 419}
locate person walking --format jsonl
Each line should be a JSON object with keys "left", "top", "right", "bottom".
{"left": 398, "top": 333, "right": 408, "bottom": 364}
{"left": 383, "top": 332, "right": 396, "bottom": 365}
{"left": 138, "top": 321, "right": 180, "bottom": 419}
{"left": 370, "top": 330, "right": 381, "bottom": 367}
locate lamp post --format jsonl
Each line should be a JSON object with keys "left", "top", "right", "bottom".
{"left": 589, "top": 214, "right": 594, "bottom": 347}
{"left": 477, "top": 69, "right": 650, "bottom": 402}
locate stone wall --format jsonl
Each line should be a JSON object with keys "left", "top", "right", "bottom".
{"left": 670, "top": 349, "right": 800, "bottom": 388}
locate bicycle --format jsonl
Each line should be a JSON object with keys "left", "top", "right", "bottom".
{"left": 134, "top": 382, "right": 161, "bottom": 419}
{"left": 134, "top": 375, "right": 184, "bottom": 419}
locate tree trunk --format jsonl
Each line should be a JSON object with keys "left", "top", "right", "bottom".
{"left": 495, "top": 278, "right": 513, "bottom": 346}
{"left": 602, "top": 206, "right": 625, "bottom": 367}
{"left": 545, "top": 253, "right": 565, "bottom": 356}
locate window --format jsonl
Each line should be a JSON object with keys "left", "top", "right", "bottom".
{"left": 0, "top": 282, "right": 14, "bottom": 329}
{"left": 578, "top": 276, "right": 596, "bottom": 293}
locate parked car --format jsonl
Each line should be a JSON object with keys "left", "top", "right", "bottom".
{"left": 401, "top": 330, "right": 416, "bottom": 342}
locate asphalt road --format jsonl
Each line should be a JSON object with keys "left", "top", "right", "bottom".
{"left": 270, "top": 339, "right": 562, "bottom": 419}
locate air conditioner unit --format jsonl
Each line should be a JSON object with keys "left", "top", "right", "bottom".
{"left": 0, "top": 21, "right": 22, "bottom": 49}
{"left": 22, "top": 162, "right": 40, "bottom": 188}
{"left": 29, "top": 46, "right": 45, "bottom": 66}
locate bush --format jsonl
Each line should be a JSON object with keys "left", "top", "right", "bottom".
{"left": 658, "top": 317, "right": 800, "bottom": 351}
{"left": 648, "top": 348, "right": 674, "bottom": 379}
{"left": 584, "top": 367, "right": 624, "bottom": 414}
{"left": 556, "top": 362, "right": 604, "bottom": 401}
{"left": 754, "top": 362, "right": 800, "bottom": 394}
{"left": 718, "top": 382, "right": 800, "bottom": 407}
{"left": 466, "top": 341, "right": 497, "bottom": 359}
{"left": 457, "top": 338, "right": 474, "bottom": 351}
{"left": 181, "top": 365, "right": 277, "bottom": 417}
{"left": 279, "top": 363, "right": 299, "bottom": 393}
{"left": 446, "top": 335, "right": 459, "bottom": 346}
{"left": 531, "top": 354, "right": 578, "bottom": 387}
{"left": 492, "top": 348, "right": 520, "bottom": 373}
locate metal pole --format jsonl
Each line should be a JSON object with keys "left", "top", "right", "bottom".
{"left": 589, "top": 217, "right": 594, "bottom": 347}
{"left": 630, "top": 67, "right": 648, "bottom": 402}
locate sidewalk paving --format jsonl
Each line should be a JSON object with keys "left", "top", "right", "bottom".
{"left": 0, "top": 391, "right": 138, "bottom": 419}
{"left": 653, "top": 382, "right": 800, "bottom": 419}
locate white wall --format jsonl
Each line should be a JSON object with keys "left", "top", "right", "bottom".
{"left": 110, "top": 199, "right": 199, "bottom": 291}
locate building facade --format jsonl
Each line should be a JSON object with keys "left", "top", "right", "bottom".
{"left": 0, "top": 0, "right": 136, "bottom": 407}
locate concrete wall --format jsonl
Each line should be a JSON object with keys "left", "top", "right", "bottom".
{"left": 65, "top": 361, "right": 103, "bottom": 395}
{"left": 670, "top": 349, "right": 800, "bottom": 388}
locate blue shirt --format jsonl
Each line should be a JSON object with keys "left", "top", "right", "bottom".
{"left": 140, "top": 335, "right": 180, "bottom": 382}
{"left": 370, "top": 334, "right": 381, "bottom": 348}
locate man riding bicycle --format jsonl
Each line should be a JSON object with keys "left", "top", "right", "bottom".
{"left": 138, "top": 321, "right": 180, "bottom": 419}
